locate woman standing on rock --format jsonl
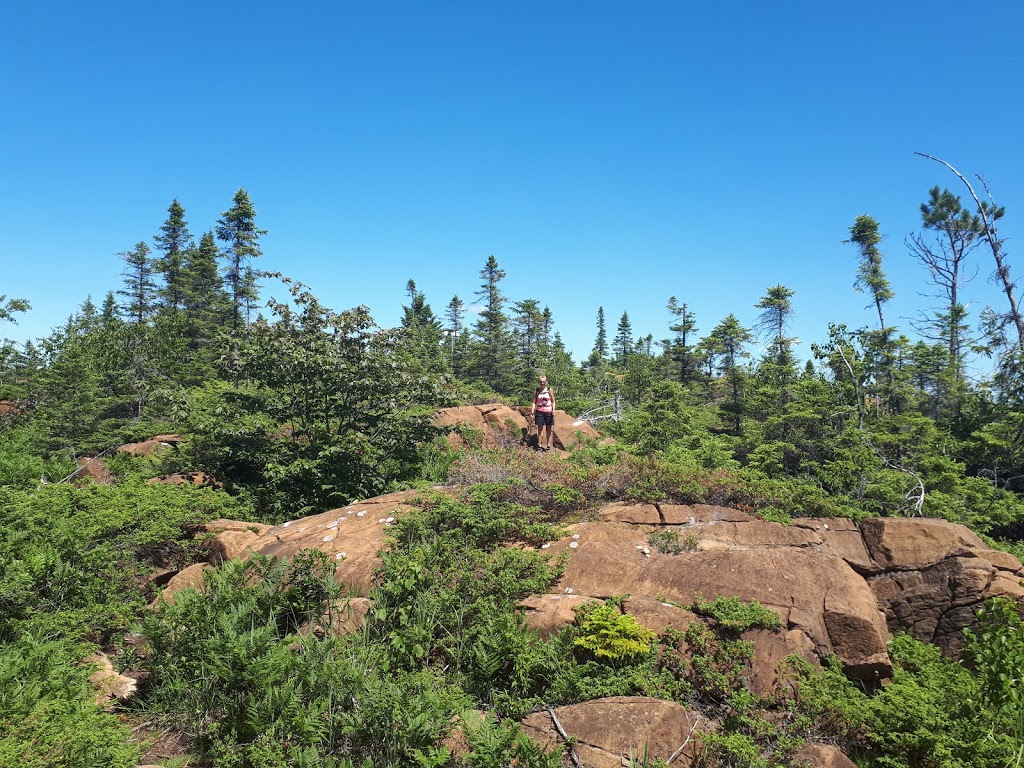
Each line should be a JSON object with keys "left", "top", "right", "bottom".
{"left": 532, "top": 374, "right": 555, "bottom": 451}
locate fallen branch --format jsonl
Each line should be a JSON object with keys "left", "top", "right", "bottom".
{"left": 547, "top": 707, "right": 581, "bottom": 768}
{"left": 668, "top": 714, "right": 702, "bottom": 764}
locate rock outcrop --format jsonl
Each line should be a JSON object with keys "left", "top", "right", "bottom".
{"left": 117, "top": 434, "right": 186, "bottom": 457}
{"left": 172, "top": 493, "right": 1024, "bottom": 689}
{"left": 520, "top": 697, "right": 702, "bottom": 768}
{"left": 434, "top": 404, "right": 601, "bottom": 451}
{"left": 157, "top": 492, "right": 1023, "bottom": 767}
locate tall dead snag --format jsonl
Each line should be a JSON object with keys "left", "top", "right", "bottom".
{"left": 915, "top": 152, "right": 1024, "bottom": 355}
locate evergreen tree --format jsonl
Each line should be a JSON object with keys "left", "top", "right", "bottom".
{"left": 399, "top": 279, "right": 444, "bottom": 372}
{"left": 706, "top": 314, "right": 752, "bottom": 434}
{"left": 511, "top": 298, "right": 545, "bottom": 370}
{"left": 751, "top": 285, "right": 800, "bottom": 434}
{"left": 667, "top": 297, "right": 697, "bottom": 383}
{"left": 468, "top": 255, "right": 516, "bottom": 392}
{"left": 178, "top": 232, "right": 229, "bottom": 382}
{"left": 153, "top": 198, "right": 192, "bottom": 312}
{"left": 0, "top": 295, "right": 30, "bottom": 324}
{"left": 844, "top": 215, "right": 893, "bottom": 330}
{"left": 907, "top": 187, "right": 982, "bottom": 387}
{"left": 100, "top": 292, "right": 118, "bottom": 324}
{"left": 215, "top": 188, "right": 266, "bottom": 330}
{"left": 754, "top": 285, "right": 797, "bottom": 366}
{"left": 444, "top": 295, "right": 466, "bottom": 376}
{"left": 590, "top": 306, "right": 608, "bottom": 365}
{"left": 613, "top": 311, "right": 633, "bottom": 363}
{"left": 116, "top": 242, "right": 158, "bottom": 326}
{"left": 844, "top": 215, "right": 902, "bottom": 414}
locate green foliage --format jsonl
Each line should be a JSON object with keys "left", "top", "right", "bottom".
{"left": 364, "top": 494, "right": 567, "bottom": 720}
{"left": 572, "top": 602, "right": 656, "bottom": 661}
{"left": 0, "top": 427, "right": 75, "bottom": 487}
{"left": 691, "top": 596, "right": 782, "bottom": 634}
{"left": 458, "top": 712, "right": 563, "bottom": 768}
{"left": 683, "top": 622, "right": 755, "bottom": 705}
{"left": 0, "top": 635, "right": 140, "bottom": 768}
{"left": 647, "top": 528, "right": 699, "bottom": 554}
{"left": 0, "top": 481, "right": 244, "bottom": 642}
{"left": 696, "top": 732, "right": 768, "bottom": 768}
{"left": 963, "top": 597, "right": 1024, "bottom": 715}
{"left": 782, "top": 635, "right": 1023, "bottom": 768}
{"left": 180, "top": 280, "right": 449, "bottom": 520}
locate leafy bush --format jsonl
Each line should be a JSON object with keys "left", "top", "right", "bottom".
{"left": 0, "top": 481, "right": 245, "bottom": 642}
{"left": 780, "top": 635, "right": 1022, "bottom": 768}
{"left": 691, "top": 596, "right": 782, "bottom": 634}
{"left": 572, "top": 602, "right": 656, "bottom": 661}
{"left": 0, "top": 635, "right": 140, "bottom": 768}
{"left": 962, "top": 597, "right": 1024, "bottom": 715}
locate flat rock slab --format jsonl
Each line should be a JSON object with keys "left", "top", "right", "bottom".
{"left": 521, "top": 696, "right": 702, "bottom": 768}
{"left": 241, "top": 489, "right": 424, "bottom": 595}
{"left": 544, "top": 521, "right": 892, "bottom": 681}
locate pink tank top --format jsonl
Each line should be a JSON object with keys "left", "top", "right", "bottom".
{"left": 535, "top": 387, "right": 553, "bottom": 413}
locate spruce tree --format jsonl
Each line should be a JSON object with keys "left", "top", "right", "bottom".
{"left": 444, "top": 295, "right": 466, "bottom": 376}
{"left": 667, "top": 297, "right": 697, "bottom": 383}
{"left": 614, "top": 311, "right": 633, "bottom": 363}
{"left": 590, "top": 306, "right": 608, "bottom": 365}
{"left": 469, "top": 255, "right": 516, "bottom": 392}
{"left": 215, "top": 188, "right": 266, "bottom": 330}
{"left": 116, "top": 242, "right": 158, "bottom": 326}
{"left": 512, "top": 298, "right": 545, "bottom": 370}
{"left": 707, "top": 314, "right": 752, "bottom": 434}
{"left": 153, "top": 199, "right": 192, "bottom": 312}
{"left": 399, "top": 279, "right": 444, "bottom": 372}
{"left": 844, "top": 215, "right": 893, "bottom": 330}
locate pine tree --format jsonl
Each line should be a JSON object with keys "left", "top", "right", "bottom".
{"left": 707, "top": 314, "right": 752, "bottom": 434}
{"left": 153, "top": 199, "right": 192, "bottom": 312}
{"left": 215, "top": 188, "right": 266, "bottom": 330}
{"left": 907, "top": 187, "right": 982, "bottom": 386}
{"left": 0, "top": 296, "right": 30, "bottom": 324}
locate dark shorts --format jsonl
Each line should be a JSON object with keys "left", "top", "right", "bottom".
{"left": 534, "top": 411, "right": 554, "bottom": 427}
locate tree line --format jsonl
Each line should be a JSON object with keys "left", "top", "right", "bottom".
{"left": 0, "top": 161, "right": 1022, "bottom": 529}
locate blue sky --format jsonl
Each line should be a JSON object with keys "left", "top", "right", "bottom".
{"left": 2, "top": 1, "right": 1023, "bottom": 371}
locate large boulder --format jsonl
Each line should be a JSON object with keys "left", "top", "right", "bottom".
{"left": 538, "top": 514, "right": 892, "bottom": 682}
{"left": 117, "top": 434, "right": 186, "bottom": 457}
{"left": 433, "top": 404, "right": 601, "bottom": 451}
{"left": 520, "top": 696, "right": 703, "bottom": 768}
{"left": 858, "top": 518, "right": 1024, "bottom": 655}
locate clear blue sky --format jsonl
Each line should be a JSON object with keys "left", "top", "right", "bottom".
{"left": 3, "top": 1, "right": 1023, "bottom": 370}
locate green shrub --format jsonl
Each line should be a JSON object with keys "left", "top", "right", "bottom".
{"left": 572, "top": 602, "right": 656, "bottom": 661}
{"left": 691, "top": 596, "right": 782, "bottom": 633}
{"left": 962, "top": 597, "right": 1024, "bottom": 718}
{"left": 0, "top": 635, "right": 140, "bottom": 768}
{"left": 647, "top": 529, "right": 699, "bottom": 554}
